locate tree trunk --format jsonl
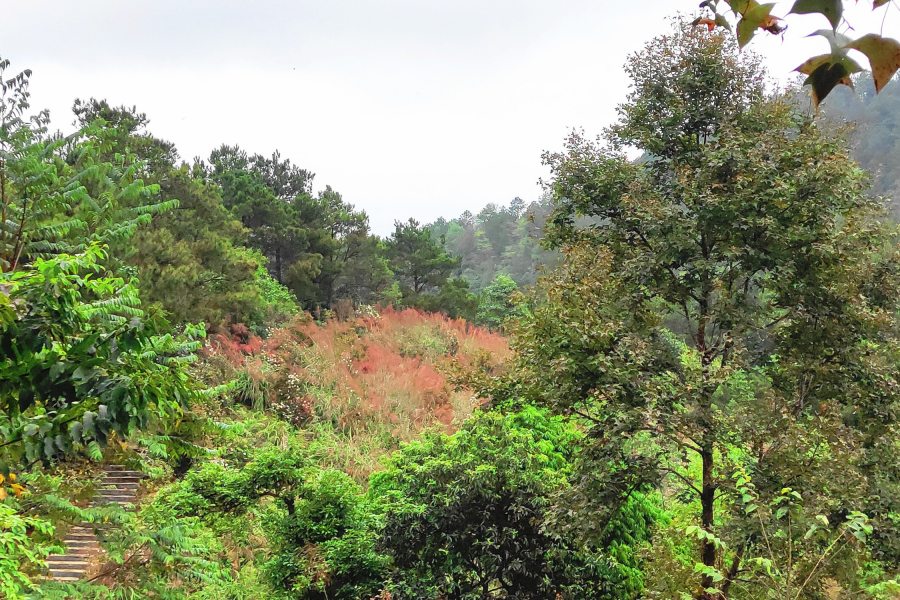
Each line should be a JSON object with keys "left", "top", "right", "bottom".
{"left": 699, "top": 445, "right": 717, "bottom": 597}
{"left": 274, "top": 248, "right": 283, "bottom": 283}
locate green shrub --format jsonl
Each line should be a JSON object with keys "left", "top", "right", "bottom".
{"left": 264, "top": 469, "right": 387, "bottom": 600}
{"left": 372, "top": 407, "right": 658, "bottom": 600}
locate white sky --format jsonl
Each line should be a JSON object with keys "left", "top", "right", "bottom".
{"left": 2, "top": 1, "right": 898, "bottom": 234}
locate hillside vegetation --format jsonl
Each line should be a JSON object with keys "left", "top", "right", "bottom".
{"left": 4, "top": 14, "right": 900, "bottom": 600}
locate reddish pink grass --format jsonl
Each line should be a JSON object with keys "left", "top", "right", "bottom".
{"left": 205, "top": 308, "right": 509, "bottom": 446}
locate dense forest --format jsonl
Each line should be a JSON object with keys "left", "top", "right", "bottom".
{"left": 5, "top": 14, "right": 900, "bottom": 600}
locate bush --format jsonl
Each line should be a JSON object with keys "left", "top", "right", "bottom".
{"left": 372, "top": 407, "right": 658, "bottom": 600}
{"left": 264, "top": 469, "right": 388, "bottom": 600}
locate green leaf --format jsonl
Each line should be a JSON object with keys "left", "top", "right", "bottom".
{"left": 87, "top": 440, "right": 103, "bottom": 461}
{"left": 737, "top": 3, "right": 779, "bottom": 48}
{"left": 790, "top": 0, "right": 843, "bottom": 29}
{"left": 844, "top": 34, "right": 900, "bottom": 93}
{"left": 796, "top": 52, "right": 863, "bottom": 105}
{"left": 725, "top": 0, "right": 761, "bottom": 14}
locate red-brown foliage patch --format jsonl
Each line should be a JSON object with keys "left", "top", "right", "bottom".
{"left": 203, "top": 308, "right": 509, "bottom": 475}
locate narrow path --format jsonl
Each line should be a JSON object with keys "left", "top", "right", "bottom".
{"left": 46, "top": 465, "right": 144, "bottom": 582}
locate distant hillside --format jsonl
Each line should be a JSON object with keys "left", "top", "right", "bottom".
{"left": 427, "top": 197, "right": 559, "bottom": 292}
{"left": 821, "top": 74, "right": 900, "bottom": 217}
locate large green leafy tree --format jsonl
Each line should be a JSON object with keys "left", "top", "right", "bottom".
{"left": 0, "top": 246, "right": 204, "bottom": 469}
{"left": 0, "top": 75, "right": 173, "bottom": 277}
{"left": 0, "top": 62, "right": 206, "bottom": 471}
{"left": 372, "top": 408, "right": 659, "bottom": 600}
{"left": 494, "top": 22, "right": 900, "bottom": 598}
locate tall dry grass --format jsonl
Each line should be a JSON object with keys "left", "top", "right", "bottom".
{"left": 202, "top": 307, "right": 509, "bottom": 478}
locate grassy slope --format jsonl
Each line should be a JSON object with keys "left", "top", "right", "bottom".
{"left": 32, "top": 307, "right": 509, "bottom": 598}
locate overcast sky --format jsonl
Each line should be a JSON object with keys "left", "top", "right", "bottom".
{"left": 2, "top": 1, "right": 898, "bottom": 234}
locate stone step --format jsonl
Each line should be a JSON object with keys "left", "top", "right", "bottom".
{"left": 45, "top": 465, "right": 144, "bottom": 583}
{"left": 65, "top": 534, "right": 100, "bottom": 541}
{"left": 69, "top": 526, "right": 106, "bottom": 533}
{"left": 97, "top": 492, "right": 135, "bottom": 500}
{"left": 62, "top": 547, "right": 96, "bottom": 556}
{"left": 49, "top": 569, "right": 87, "bottom": 577}
{"left": 100, "top": 482, "right": 140, "bottom": 490}
{"left": 64, "top": 540, "right": 99, "bottom": 547}
{"left": 47, "top": 554, "right": 88, "bottom": 561}
{"left": 62, "top": 548, "right": 98, "bottom": 556}
{"left": 46, "top": 559, "right": 88, "bottom": 568}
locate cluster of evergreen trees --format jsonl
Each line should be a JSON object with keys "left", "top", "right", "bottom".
{"left": 427, "top": 197, "right": 557, "bottom": 292}
{"left": 52, "top": 100, "right": 536, "bottom": 332}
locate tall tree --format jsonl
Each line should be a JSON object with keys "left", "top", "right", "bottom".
{"left": 0, "top": 68, "right": 205, "bottom": 471}
{"left": 494, "top": 21, "right": 900, "bottom": 598}
{"left": 386, "top": 219, "right": 459, "bottom": 296}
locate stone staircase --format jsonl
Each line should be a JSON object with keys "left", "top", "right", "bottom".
{"left": 46, "top": 465, "right": 144, "bottom": 582}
